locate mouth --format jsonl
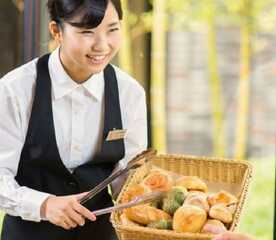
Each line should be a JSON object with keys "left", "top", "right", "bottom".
{"left": 86, "top": 54, "right": 109, "bottom": 65}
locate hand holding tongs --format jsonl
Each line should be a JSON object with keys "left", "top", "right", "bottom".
{"left": 92, "top": 191, "right": 165, "bottom": 216}
{"left": 79, "top": 149, "right": 157, "bottom": 205}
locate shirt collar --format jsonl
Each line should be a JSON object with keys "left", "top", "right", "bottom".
{"left": 48, "top": 47, "right": 104, "bottom": 101}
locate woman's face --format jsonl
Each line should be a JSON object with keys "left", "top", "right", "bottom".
{"left": 56, "top": 1, "right": 122, "bottom": 81}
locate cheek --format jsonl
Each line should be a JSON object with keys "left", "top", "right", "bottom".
{"left": 62, "top": 33, "right": 88, "bottom": 53}
{"left": 63, "top": 38, "right": 90, "bottom": 60}
{"left": 109, "top": 34, "right": 122, "bottom": 50}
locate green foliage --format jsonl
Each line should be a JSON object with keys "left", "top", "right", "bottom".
{"left": 145, "top": 0, "right": 276, "bottom": 32}
{"left": 238, "top": 158, "right": 274, "bottom": 240}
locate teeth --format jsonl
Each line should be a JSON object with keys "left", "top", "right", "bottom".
{"left": 88, "top": 55, "right": 106, "bottom": 60}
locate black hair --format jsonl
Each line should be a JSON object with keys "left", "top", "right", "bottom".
{"left": 47, "top": 0, "right": 122, "bottom": 29}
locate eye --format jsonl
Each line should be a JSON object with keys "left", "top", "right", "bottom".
{"left": 109, "top": 28, "right": 119, "bottom": 32}
{"left": 80, "top": 31, "right": 94, "bottom": 35}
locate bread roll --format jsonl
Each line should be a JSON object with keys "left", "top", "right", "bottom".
{"left": 120, "top": 213, "right": 141, "bottom": 226}
{"left": 184, "top": 192, "right": 210, "bottom": 213}
{"left": 124, "top": 205, "right": 171, "bottom": 225}
{"left": 175, "top": 176, "right": 208, "bottom": 192}
{"left": 173, "top": 204, "right": 207, "bottom": 233}
{"left": 142, "top": 170, "right": 174, "bottom": 192}
{"left": 209, "top": 204, "right": 233, "bottom": 223}
{"left": 208, "top": 190, "right": 238, "bottom": 207}
{"left": 227, "top": 203, "right": 237, "bottom": 214}
{"left": 201, "top": 219, "right": 227, "bottom": 234}
{"left": 121, "top": 184, "right": 151, "bottom": 204}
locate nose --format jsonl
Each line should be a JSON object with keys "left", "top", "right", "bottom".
{"left": 92, "top": 34, "right": 109, "bottom": 52}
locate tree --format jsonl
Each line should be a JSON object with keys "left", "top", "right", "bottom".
{"left": 167, "top": 0, "right": 226, "bottom": 157}
{"left": 225, "top": 0, "right": 274, "bottom": 159}
{"left": 234, "top": 0, "right": 252, "bottom": 159}
{"left": 150, "top": 0, "right": 167, "bottom": 152}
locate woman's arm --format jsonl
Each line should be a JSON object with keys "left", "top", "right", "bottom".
{"left": 0, "top": 82, "right": 51, "bottom": 222}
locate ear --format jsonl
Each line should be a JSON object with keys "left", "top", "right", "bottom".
{"left": 49, "top": 21, "right": 63, "bottom": 43}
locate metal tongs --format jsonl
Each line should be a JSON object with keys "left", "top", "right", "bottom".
{"left": 79, "top": 149, "right": 157, "bottom": 205}
{"left": 92, "top": 191, "right": 165, "bottom": 216}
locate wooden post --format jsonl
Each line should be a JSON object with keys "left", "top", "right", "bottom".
{"left": 23, "top": 0, "right": 41, "bottom": 62}
{"left": 118, "top": 0, "right": 134, "bottom": 75}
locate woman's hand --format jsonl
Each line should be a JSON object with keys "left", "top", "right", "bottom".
{"left": 213, "top": 231, "right": 253, "bottom": 240}
{"left": 40, "top": 192, "right": 96, "bottom": 230}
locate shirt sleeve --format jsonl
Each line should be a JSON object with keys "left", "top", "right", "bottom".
{"left": 0, "top": 82, "right": 51, "bottom": 222}
{"left": 118, "top": 87, "right": 148, "bottom": 168}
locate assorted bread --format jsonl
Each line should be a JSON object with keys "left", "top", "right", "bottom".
{"left": 119, "top": 168, "right": 239, "bottom": 234}
{"left": 173, "top": 204, "right": 207, "bottom": 233}
{"left": 142, "top": 169, "right": 174, "bottom": 192}
{"left": 124, "top": 204, "right": 171, "bottom": 225}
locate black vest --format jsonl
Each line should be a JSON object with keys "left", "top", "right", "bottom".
{"left": 1, "top": 54, "right": 125, "bottom": 240}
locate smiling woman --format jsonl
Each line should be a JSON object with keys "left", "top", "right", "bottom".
{"left": 47, "top": 0, "right": 123, "bottom": 82}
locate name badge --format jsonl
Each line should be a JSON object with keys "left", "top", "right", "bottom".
{"left": 106, "top": 129, "right": 127, "bottom": 141}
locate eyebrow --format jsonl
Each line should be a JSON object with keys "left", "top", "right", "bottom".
{"left": 108, "top": 22, "right": 120, "bottom": 27}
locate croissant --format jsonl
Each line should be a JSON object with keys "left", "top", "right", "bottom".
{"left": 120, "top": 213, "right": 141, "bottom": 226}
{"left": 124, "top": 205, "right": 172, "bottom": 225}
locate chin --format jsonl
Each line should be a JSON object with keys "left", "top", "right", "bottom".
{"left": 89, "top": 66, "right": 104, "bottom": 74}
{"left": 89, "top": 63, "right": 109, "bottom": 74}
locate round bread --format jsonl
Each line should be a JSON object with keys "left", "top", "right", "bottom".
{"left": 207, "top": 190, "right": 238, "bottom": 207}
{"left": 121, "top": 184, "right": 151, "bottom": 204}
{"left": 175, "top": 176, "right": 208, "bottom": 192}
{"left": 209, "top": 204, "right": 233, "bottom": 223}
{"left": 173, "top": 204, "right": 207, "bottom": 233}
{"left": 185, "top": 192, "right": 210, "bottom": 213}
{"left": 142, "top": 170, "right": 174, "bottom": 192}
{"left": 201, "top": 219, "right": 227, "bottom": 234}
{"left": 124, "top": 205, "right": 171, "bottom": 225}
{"left": 226, "top": 203, "right": 237, "bottom": 214}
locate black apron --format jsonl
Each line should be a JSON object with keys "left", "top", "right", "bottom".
{"left": 1, "top": 54, "right": 125, "bottom": 240}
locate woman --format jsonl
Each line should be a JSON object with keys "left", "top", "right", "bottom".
{"left": 0, "top": 0, "right": 147, "bottom": 239}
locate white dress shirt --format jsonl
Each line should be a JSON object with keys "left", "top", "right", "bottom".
{"left": 0, "top": 47, "right": 147, "bottom": 222}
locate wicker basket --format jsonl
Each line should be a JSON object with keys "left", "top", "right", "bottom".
{"left": 111, "top": 154, "right": 253, "bottom": 240}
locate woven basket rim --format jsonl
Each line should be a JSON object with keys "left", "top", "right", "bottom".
{"left": 156, "top": 153, "right": 253, "bottom": 167}
{"left": 111, "top": 153, "right": 253, "bottom": 239}
{"left": 111, "top": 223, "right": 214, "bottom": 239}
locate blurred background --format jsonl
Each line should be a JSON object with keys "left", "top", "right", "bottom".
{"left": 0, "top": 0, "right": 275, "bottom": 239}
